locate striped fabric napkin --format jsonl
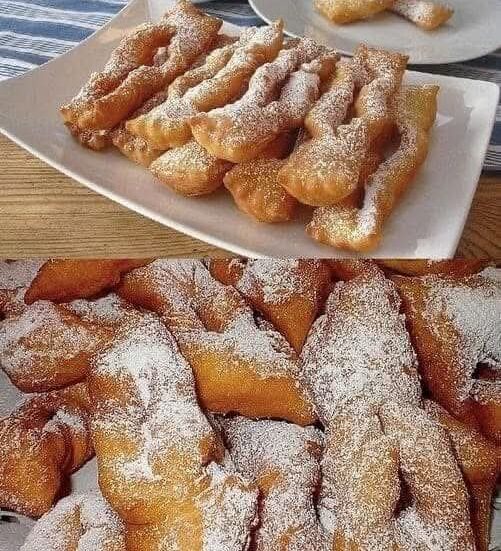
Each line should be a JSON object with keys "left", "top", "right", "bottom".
{"left": 0, "top": 0, "right": 499, "bottom": 171}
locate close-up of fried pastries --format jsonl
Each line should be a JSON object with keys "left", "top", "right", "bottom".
{"left": 60, "top": 0, "right": 441, "bottom": 252}
{"left": 1, "top": 257, "right": 500, "bottom": 550}
{"left": 315, "top": 0, "right": 454, "bottom": 29}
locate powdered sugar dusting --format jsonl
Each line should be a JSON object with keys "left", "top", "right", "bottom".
{"left": 0, "top": 260, "right": 45, "bottom": 292}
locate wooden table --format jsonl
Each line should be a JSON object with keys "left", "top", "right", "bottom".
{"left": 1, "top": 134, "right": 499, "bottom": 258}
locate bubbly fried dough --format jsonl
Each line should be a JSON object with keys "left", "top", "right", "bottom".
{"left": 391, "top": 0, "right": 454, "bottom": 30}
{"left": 0, "top": 384, "right": 93, "bottom": 517}
{"left": 61, "top": 1, "right": 222, "bottom": 132}
{"left": 88, "top": 312, "right": 223, "bottom": 525}
{"left": 425, "top": 400, "right": 500, "bottom": 551}
{"left": 190, "top": 39, "right": 338, "bottom": 162}
{"left": 315, "top": 0, "right": 395, "bottom": 24}
{"left": 208, "top": 259, "right": 331, "bottom": 352}
{"left": 126, "top": 24, "right": 284, "bottom": 150}
{"left": 394, "top": 269, "right": 501, "bottom": 444}
{"left": 21, "top": 493, "right": 126, "bottom": 551}
{"left": 117, "top": 260, "right": 316, "bottom": 424}
{"left": 24, "top": 259, "right": 150, "bottom": 304}
{"left": 307, "top": 84, "right": 438, "bottom": 251}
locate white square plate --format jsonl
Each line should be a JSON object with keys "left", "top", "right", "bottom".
{"left": 0, "top": 0, "right": 498, "bottom": 258}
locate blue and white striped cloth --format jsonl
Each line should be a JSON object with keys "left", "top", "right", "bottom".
{"left": 0, "top": 0, "right": 499, "bottom": 171}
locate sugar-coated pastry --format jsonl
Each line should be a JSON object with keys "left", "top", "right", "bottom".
{"left": 0, "top": 384, "right": 93, "bottom": 517}
{"left": 378, "top": 259, "right": 490, "bottom": 277}
{"left": 117, "top": 260, "right": 316, "bottom": 425}
{"left": 302, "top": 271, "right": 475, "bottom": 549}
{"left": 308, "top": 84, "right": 438, "bottom": 251}
{"left": 315, "top": 0, "right": 395, "bottom": 24}
{"left": 190, "top": 39, "right": 338, "bottom": 162}
{"left": 88, "top": 312, "right": 223, "bottom": 524}
{"left": 220, "top": 416, "right": 331, "bottom": 550}
{"left": 391, "top": 0, "right": 454, "bottom": 30}
{"left": 61, "top": 1, "right": 222, "bottom": 132}
{"left": 394, "top": 269, "right": 501, "bottom": 444}
{"left": 24, "top": 259, "right": 150, "bottom": 304}
{"left": 209, "top": 259, "right": 331, "bottom": 352}
{"left": 425, "top": 400, "right": 500, "bottom": 551}
{"left": 126, "top": 462, "right": 258, "bottom": 551}
{"left": 21, "top": 493, "right": 125, "bottom": 551}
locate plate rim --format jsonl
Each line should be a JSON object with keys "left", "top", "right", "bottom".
{"left": 0, "top": 0, "right": 499, "bottom": 259}
{"left": 248, "top": 0, "right": 501, "bottom": 65}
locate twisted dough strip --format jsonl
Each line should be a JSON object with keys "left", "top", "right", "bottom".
{"left": 126, "top": 462, "right": 258, "bottom": 551}
{"left": 279, "top": 45, "right": 407, "bottom": 206}
{"left": 302, "top": 271, "right": 475, "bottom": 548}
{"left": 190, "top": 39, "right": 338, "bottom": 162}
{"left": 21, "top": 493, "right": 125, "bottom": 551}
{"left": 391, "top": 0, "right": 454, "bottom": 30}
{"left": 314, "top": 0, "right": 394, "bottom": 24}
{"left": 394, "top": 268, "right": 501, "bottom": 444}
{"left": 117, "top": 259, "right": 315, "bottom": 425}
{"left": 219, "top": 416, "right": 331, "bottom": 551}
{"left": 60, "top": 1, "right": 221, "bottom": 132}
{"left": 127, "top": 23, "right": 284, "bottom": 150}
{"left": 88, "top": 312, "right": 223, "bottom": 525}
{"left": 209, "top": 259, "right": 331, "bottom": 353}
{"left": 308, "top": 84, "right": 438, "bottom": 251}
{"left": 0, "top": 384, "right": 93, "bottom": 517}
{"left": 425, "top": 400, "right": 500, "bottom": 551}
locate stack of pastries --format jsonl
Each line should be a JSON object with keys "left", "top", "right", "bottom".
{"left": 0, "top": 258, "right": 499, "bottom": 550}
{"left": 61, "top": 0, "right": 440, "bottom": 252}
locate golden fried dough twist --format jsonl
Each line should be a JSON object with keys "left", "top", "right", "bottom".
{"left": 88, "top": 312, "right": 223, "bottom": 525}
{"left": 117, "top": 259, "right": 315, "bottom": 424}
{"left": 220, "top": 416, "right": 331, "bottom": 551}
{"left": 394, "top": 269, "right": 501, "bottom": 444}
{"left": 315, "top": 0, "right": 395, "bottom": 24}
{"left": 61, "top": 1, "right": 221, "bottom": 133}
{"left": 126, "top": 462, "right": 258, "bottom": 551}
{"left": 21, "top": 493, "right": 125, "bottom": 551}
{"left": 280, "top": 45, "right": 407, "bottom": 207}
{"left": 0, "top": 384, "right": 93, "bottom": 517}
{"left": 302, "top": 271, "right": 475, "bottom": 548}
{"left": 190, "top": 39, "right": 338, "bottom": 162}
{"left": 425, "top": 400, "right": 500, "bottom": 551}
{"left": 308, "top": 84, "right": 438, "bottom": 251}
{"left": 127, "top": 23, "right": 284, "bottom": 150}
{"left": 209, "top": 259, "right": 331, "bottom": 352}
{"left": 391, "top": 0, "right": 454, "bottom": 30}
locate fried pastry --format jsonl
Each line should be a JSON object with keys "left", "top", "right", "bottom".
{"left": 24, "top": 259, "right": 150, "bottom": 304}
{"left": 314, "top": 0, "right": 395, "bottom": 24}
{"left": 0, "top": 384, "right": 93, "bottom": 517}
{"left": 190, "top": 39, "right": 338, "bottom": 162}
{"left": 394, "top": 269, "right": 501, "bottom": 444}
{"left": 302, "top": 271, "right": 475, "bottom": 548}
{"left": 126, "top": 24, "right": 284, "bottom": 150}
{"left": 88, "top": 312, "right": 223, "bottom": 524}
{"left": 279, "top": 46, "right": 408, "bottom": 206}
{"left": 425, "top": 400, "right": 500, "bottom": 551}
{"left": 21, "top": 493, "right": 125, "bottom": 551}
{"left": 378, "top": 259, "right": 491, "bottom": 276}
{"left": 0, "top": 259, "right": 45, "bottom": 312}
{"left": 151, "top": 131, "right": 292, "bottom": 197}
{"left": 391, "top": 0, "right": 454, "bottom": 30}
{"left": 308, "top": 84, "right": 438, "bottom": 251}
{"left": 117, "top": 260, "right": 315, "bottom": 425}
{"left": 60, "top": 1, "right": 222, "bottom": 132}
{"left": 208, "top": 259, "right": 331, "bottom": 352}
{"left": 220, "top": 416, "right": 331, "bottom": 550}
{"left": 326, "top": 259, "right": 381, "bottom": 280}
{"left": 126, "top": 462, "right": 258, "bottom": 551}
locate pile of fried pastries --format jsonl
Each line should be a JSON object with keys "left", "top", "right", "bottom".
{"left": 61, "top": 0, "right": 441, "bottom": 253}
{"left": 315, "top": 0, "right": 454, "bottom": 29}
{"left": 0, "top": 257, "right": 500, "bottom": 551}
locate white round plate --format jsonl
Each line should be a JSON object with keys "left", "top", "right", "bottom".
{"left": 249, "top": 0, "right": 501, "bottom": 64}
